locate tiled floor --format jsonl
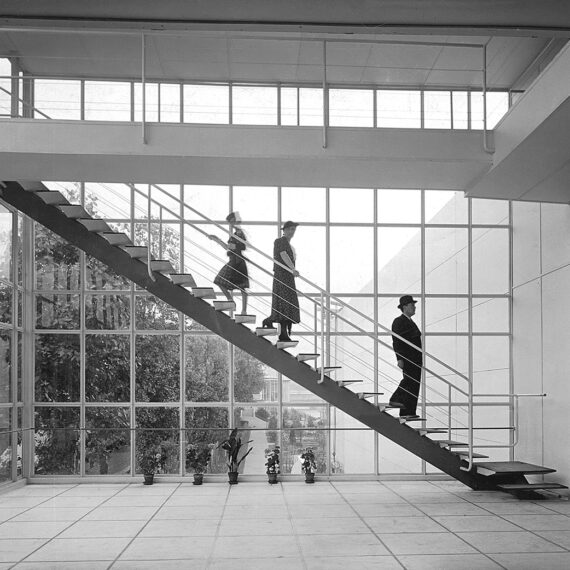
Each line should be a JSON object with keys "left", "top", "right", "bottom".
{"left": 0, "top": 479, "right": 569, "bottom": 569}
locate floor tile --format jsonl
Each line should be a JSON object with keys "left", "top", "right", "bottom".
{"left": 433, "top": 514, "right": 520, "bottom": 532}
{"left": 288, "top": 503, "right": 356, "bottom": 518}
{"left": 478, "top": 501, "right": 555, "bottom": 515}
{"left": 0, "top": 508, "right": 29, "bottom": 522}
{"left": 211, "top": 535, "right": 298, "bottom": 558}
{"left": 119, "top": 536, "right": 215, "bottom": 560}
{"left": 488, "top": 552, "right": 570, "bottom": 570}
{"left": 0, "top": 497, "right": 50, "bottom": 508}
{"left": 0, "top": 521, "right": 70, "bottom": 539}
{"left": 38, "top": 496, "right": 108, "bottom": 509}
{"left": 304, "top": 555, "right": 402, "bottom": 569}
{"left": 218, "top": 517, "right": 293, "bottom": 535}
{"left": 297, "top": 533, "right": 390, "bottom": 556}
{"left": 139, "top": 518, "right": 220, "bottom": 537}
{"left": 365, "top": 515, "right": 446, "bottom": 533}
{"left": 164, "top": 494, "right": 228, "bottom": 506}
{"left": 415, "top": 502, "right": 490, "bottom": 516}
{"left": 542, "top": 502, "right": 570, "bottom": 515}
{"left": 377, "top": 532, "right": 476, "bottom": 555}
{"left": 82, "top": 506, "right": 159, "bottom": 521}
{"left": 336, "top": 492, "right": 406, "bottom": 504}
{"left": 57, "top": 519, "right": 146, "bottom": 538}
{"left": 103, "top": 494, "right": 169, "bottom": 507}
{"left": 61, "top": 485, "right": 127, "bottom": 497}
{"left": 293, "top": 516, "right": 369, "bottom": 534}
{"left": 154, "top": 505, "right": 224, "bottom": 519}
{"left": 13, "top": 563, "right": 109, "bottom": 570}
{"left": 353, "top": 502, "right": 424, "bottom": 517}
{"left": 0, "top": 539, "right": 48, "bottom": 563}
{"left": 11, "top": 507, "right": 93, "bottom": 522}
{"left": 112, "top": 562, "right": 207, "bottom": 570}
{"left": 398, "top": 553, "right": 502, "bottom": 569}
{"left": 457, "top": 530, "right": 565, "bottom": 553}
{"left": 502, "top": 513, "right": 570, "bottom": 530}
{"left": 535, "top": 530, "right": 570, "bottom": 549}
{"left": 24, "top": 537, "right": 131, "bottom": 562}
{"left": 209, "top": 559, "right": 303, "bottom": 570}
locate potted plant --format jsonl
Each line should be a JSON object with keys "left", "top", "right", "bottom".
{"left": 300, "top": 447, "right": 317, "bottom": 484}
{"left": 186, "top": 443, "right": 212, "bottom": 485}
{"left": 265, "top": 445, "right": 280, "bottom": 484}
{"left": 137, "top": 447, "right": 164, "bottom": 485}
{"left": 219, "top": 428, "right": 253, "bottom": 484}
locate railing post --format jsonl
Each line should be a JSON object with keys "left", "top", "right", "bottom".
{"left": 322, "top": 40, "right": 328, "bottom": 149}
{"left": 141, "top": 33, "right": 147, "bottom": 145}
{"left": 147, "top": 184, "right": 155, "bottom": 281}
{"left": 318, "top": 292, "right": 325, "bottom": 384}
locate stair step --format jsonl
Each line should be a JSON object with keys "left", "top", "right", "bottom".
{"left": 57, "top": 205, "right": 90, "bottom": 219}
{"left": 101, "top": 232, "right": 133, "bottom": 246}
{"left": 454, "top": 451, "right": 490, "bottom": 459}
{"left": 497, "top": 482, "right": 568, "bottom": 491}
{"left": 317, "top": 366, "right": 342, "bottom": 374}
{"left": 36, "top": 191, "right": 70, "bottom": 205}
{"left": 18, "top": 180, "right": 47, "bottom": 191}
{"left": 336, "top": 380, "right": 363, "bottom": 387}
{"left": 234, "top": 314, "right": 256, "bottom": 324}
{"left": 276, "top": 340, "right": 299, "bottom": 349}
{"left": 150, "top": 260, "right": 175, "bottom": 274}
{"left": 475, "top": 461, "right": 557, "bottom": 477}
{"left": 377, "top": 403, "right": 405, "bottom": 412}
{"left": 358, "top": 392, "right": 384, "bottom": 399}
{"left": 436, "top": 440, "right": 469, "bottom": 448}
{"left": 170, "top": 274, "right": 197, "bottom": 288}
{"left": 213, "top": 300, "right": 236, "bottom": 311}
{"left": 192, "top": 287, "right": 216, "bottom": 299}
{"left": 399, "top": 416, "right": 426, "bottom": 423}
{"left": 78, "top": 218, "right": 112, "bottom": 233}
{"left": 121, "top": 246, "right": 149, "bottom": 258}
{"left": 297, "top": 353, "right": 320, "bottom": 362}
{"left": 256, "top": 327, "right": 278, "bottom": 337}
{"left": 417, "top": 428, "right": 448, "bottom": 435}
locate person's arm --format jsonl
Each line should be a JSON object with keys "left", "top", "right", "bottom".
{"left": 392, "top": 317, "right": 409, "bottom": 368}
{"left": 280, "top": 251, "right": 299, "bottom": 276}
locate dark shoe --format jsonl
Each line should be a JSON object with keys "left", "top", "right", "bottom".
{"left": 278, "top": 335, "right": 292, "bottom": 343}
{"left": 262, "top": 318, "right": 275, "bottom": 329}
{"left": 400, "top": 414, "right": 420, "bottom": 420}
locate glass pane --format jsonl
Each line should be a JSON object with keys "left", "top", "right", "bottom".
{"left": 134, "top": 184, "right": 181, "bottom": 221}
{"left": 487, "top": 92, "right": 509, "bottom": 129}
{"left": 185, "top": 335, "right": 229, "bottom": 402}
{"left": 329, "top": 89, "right": 373, "bottom": 127}
{"left": 330, "top": 414, "right": 375, "bottom": 474}
{"left": 472, "top": 228, "right": 509, "bottom": 294}
{"left": 85, "top": 407, "right": 131, "bottom": 475}
{"left": 330, "top": 188, "right": 374, "bottom": 223}
{"left": 132, "top": 223, "right": 180, "bottom": 273}
{"left": 135, "top": 407, "right": 180, "bottom": 474}
{"left": 425, "top": 191, "right": 467, "bottom": 224}
{"left": 135, "top": 295, "right": 179, "bottom": 330}
{"left": 135, "top": 335, "right": 180, "bottom": 402}
{"left": 185, "top": 407, "right": 229, "bottom": 474}
{"left": 160, "top": 83, "right": 181, "bottom": 122}
{"left": 85, "top": 81, "right": 131, "bottom": 121}
{"left": 282, "top": 187, "right": 326, "bottom": 223}
{"left": 232, "top": 85, "right": 277, "bottom": 125}
{"left": 0, "top": 332, "right": 11, "bottom": 403}
{"left": 473, "top": 336, "right": 509, "bottom": 394}
{"left": 377, "top": 90, "right": 421, "bottom": 128}
{"left": 424, "top": 91, "right": 451, "bottom": 129}
{"left": 34, "top": 79, "right": 81, "bottom": 120}
{"left": 377, "top": 189, "right": 421, "bottom": 224}
{"left": 36, "top": 294, "right": 80, "bottom": 329}
{"left": 0, "top": 283, "right": 12, "bottom": 325}
{"left": 425, "top": 298, "right": 468, "bottom": 333}
{"left": 425, "top": 228, "right": 468, "bottom": 294}
{"left": 134, "top": 82, "right": 159, "bottom": 122}
{"left": 184, "top": 84, "right": 229, "bottom": 124}
{"left": 452, "top": 91, "right": 468, "bottom": 129}
{"left": 0, "top": 408, "right": 9, "bottom": 482}
{"left": 330, "top": 227, "right": 373, "bottom": 293}
{"left": 379, "top": 435, "right": 422, "bottom": 473}
{"left": 378, "top": 228, "right": 422, "bottom": 294}
{"left": 17, "top": 332, "right": 22, "bottom": 402}
{"left": 300, "top": 88, "right": 323, "bottom": 126}
{"left": 280, "top": 87, "right": 297, "bottom": 125}
{"left": 234, "top": 347, "right": 271, "bottom": 403}
{"left": 85, "top": 257, "right": 131, "bottom": 290}
{"left": 233, "top": 186, "right": 278, "bottom": 222}
{"left": 184, "top": 185, "right": 229, "bottom": 222}
{"left": 0, "top": 208, "right": 12, "bottom": 281}
{"left": 35, "top": 334, "right": 80, "bottom": 402}
{"left": 34, "top": 407, "right": 80, "bottom": 475}
{"left": 282, "top": 371, "right": 327, "bottom": 405}
{"left": 35, "top": 228, "right": 80, "bottom": 290}
{"left": 473, "top": 297, "right": 509, "bottom": 333}
{"left": 85, "top": 182, "right": 131, "bottom": 219}
{"left": 86, "top": 335, "right": 130, "bottom": 402}
{"left": 472, "top": 198, "right": 509, "bottom": 225}
{"left": 85, "top": 294, "right": 130, "bottom": 330}
{"left": 292, "top": 225, "right": 325, "bottom": 294}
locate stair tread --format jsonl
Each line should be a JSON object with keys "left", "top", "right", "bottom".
{"left": 18, "top": 180, "right": 47, "bottom": 191}
{"left": 475, "top": 461, "right": 557, "bottom": 476}
{"left": 77, "top": 219, "right": 112, "bottom": 232}
{"left": 497, "top": 482, "right": 568, "bottom": 490}
{"left": 399, "top": 416, "right": 426, "bottom": 423}
{"left": 436, "top": 440, "right": 469, "bottom": 447}
{"left": 256, "top": 327, "right": 278, "bottom": 336}
{"left": 36, "top": 191, "right": 70, "bottom": 205}
{"left": 213, "top": 300, "right": 236, "bottom": 310}
{"left": 57, "top": 205, "right": 91, "bottom": 218}
{"left": 276, "top": 340, "right": 299, "bottom": 349}
{"left": 455, "top": 451, "right": 489, "bottom": 458}
{"left": 234, "top": 314, "right": 256, "bottom": 324}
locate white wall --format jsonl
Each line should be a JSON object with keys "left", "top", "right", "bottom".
{"left": 512, "top": 201, "right": 570, "bottom": 487}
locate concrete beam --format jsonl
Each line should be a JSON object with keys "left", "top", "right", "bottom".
{"left": 0, "top": 120, "right": 491, "bottom": 190}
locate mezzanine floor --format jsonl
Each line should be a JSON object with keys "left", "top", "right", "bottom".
{"left": 0, "top": 479, "right": 569, "bottom": 569}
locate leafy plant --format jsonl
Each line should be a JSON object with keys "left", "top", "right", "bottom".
{"left": 265, "top": 445, "right": 280, "bottom": 475}
{"left": 136, "top": 446, "right": 165, "bottom": 475}
{"left": 219, "top": 428, "right": 253, "bottom": 472}
{"left": 186, "top": 443, "right": 213, "bottom": 474}
{"left": 300, "top": 447, "right": 317, "bottom": 474}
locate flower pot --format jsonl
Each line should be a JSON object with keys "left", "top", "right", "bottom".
{"left": 304, "top": 472, "right": 315, "bottom": 484}
{"left": 228, "top": 471, "right": 239, "bottom": 485}
{"left": 193, "top": 473, "right": 204, "bottom": 485}
{"left": 143, "top": 473, "right": 154, "bottom": 485}
{"left": 267, "top": 472, "right": 278, "bottom": 485}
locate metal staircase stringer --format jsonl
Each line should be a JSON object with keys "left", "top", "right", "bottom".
{"left": 2, "top": 180, "right": 496, "bottom": 490}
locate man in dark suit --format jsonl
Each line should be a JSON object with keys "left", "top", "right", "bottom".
{"left": 389, "top": 295, "right": 422, "bottom": 418}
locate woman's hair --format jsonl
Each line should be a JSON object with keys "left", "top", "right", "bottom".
{"left": 226, "top": 211, "right": 242, "bottom": 223}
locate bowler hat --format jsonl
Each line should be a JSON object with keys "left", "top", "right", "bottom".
{"left": 282, "top": 220, "right": 298, "bottom": 230}
{"left": 398, "top": 295, "right": 418, "bottom": 309}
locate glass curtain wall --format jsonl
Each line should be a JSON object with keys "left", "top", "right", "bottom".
{"left": 31, "top": 183, "right": 511, "bottom": 478}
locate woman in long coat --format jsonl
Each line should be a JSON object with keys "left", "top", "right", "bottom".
{"left": 262, "top": 221, "right": 300, "bottom": 342}
{"left": 210, "top": 211, "right": 249, "bottom": 314}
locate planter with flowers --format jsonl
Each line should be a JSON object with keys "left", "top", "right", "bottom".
{"left": 137, "top": 447, "right": 165, "bottom": 485}
{"left": 186, "top": 444, "right": 212, "bottom": 485}
{"left": 219, "top": 428, "right": 253, "bottom": 485}
{"left": 300, "top": 447, "right": 317, "bottom": 484}
{"left": 265, "top": 445, "right": 280, "bottom": 484}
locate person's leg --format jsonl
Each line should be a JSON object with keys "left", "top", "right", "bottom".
{"left": 398, "top": 361, "right": 421, "bottom": 416}
{"left": 240, "top": 290, "right": 248, "bottom": 315}
{"left": 220, "top": 286, "right": 233, "bottom": 303}
{"left": 279, "top": 320, "right": 292, "bottom": 341}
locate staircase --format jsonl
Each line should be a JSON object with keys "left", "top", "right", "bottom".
{"left": 2, "top": 179, "right": 566, "bottom": 497}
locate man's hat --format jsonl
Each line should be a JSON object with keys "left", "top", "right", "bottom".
{"left": 282, "top": 220, "right": 299, "bottom": 230}
{"left": 398, "top": 295, "right": 418, "bottom": 309}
